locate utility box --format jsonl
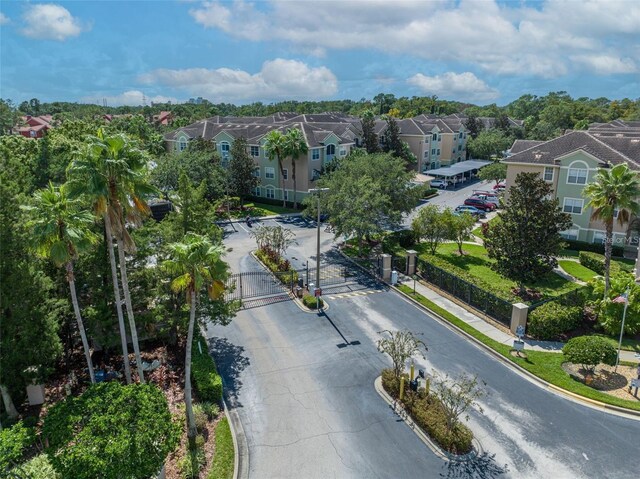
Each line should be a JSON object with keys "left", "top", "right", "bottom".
{"left": 391, "top": 270, "right": 398, "bottom": 285}
{"left": 26, "top": 384, "right": 45, "bottom": 406}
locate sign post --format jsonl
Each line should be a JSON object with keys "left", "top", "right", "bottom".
{"left": 314, "top": 287, "right": 322, "bottom": 312}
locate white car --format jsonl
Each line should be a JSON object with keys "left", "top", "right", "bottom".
{"left": 430, "top": 179, "right": 451, "bottom": 189}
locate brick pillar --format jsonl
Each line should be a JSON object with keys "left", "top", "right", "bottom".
{"left": 380, "top": 254, "right": 392, "bottom": 282}
{"left": 406, "top": 250, "right": 417, "bottom": 276}
{"left": 510, "top": 303, "right": 529, "bottom": 335}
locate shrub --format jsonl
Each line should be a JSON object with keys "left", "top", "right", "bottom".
{"left": 255, "top": 248, "right": 299, "bottom": 286}
{"left": 43, "top": 383, "right": 180, "bottom": 479}
{"left": 0, "top": 421, "right": 35, "bottom": 471}
{"left": 179, "top": 445, "right": 205, "bottom": 479}
{"left": 13, "top": 453, "right": 59, "bottom": 479}
{"left": 562, "top": 336, "right": 617, "bottom": 375}
{"left": 192, "top": 403, "right": 209, "bottom": 431}
{"left": 564, "top": 239, "right": 624, "bottom": 257}
{"left": 302, "top": 295, "right": 324, "bottom": 309}
{"left": 528, "top": 302, "right": 583, "bottom": 340}
{"left": 201, "top": 401, "right": 221, "bottom": 420}
{"left": 578, "top": 251, "right": 621, "bottom": 276}
{"left": 191, "top": 334, "right": 223, "bottom": 404}
{"left": 590, "top": 274, "right": 640, "bottom": 335}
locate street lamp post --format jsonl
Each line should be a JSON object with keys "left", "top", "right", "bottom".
{"left": 614, "top": 288, "right": 630, "bottom": 373}
{"left": 308, "top": 188, "right": 329, "bottom": 290}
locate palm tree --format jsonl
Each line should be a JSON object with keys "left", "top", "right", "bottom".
{"left": 583, "top": 163, "right": 640, "bottom": 295}
{"left": 24, "top": 182, "right": 98, "bottom": 383}
{"left": 263, "top": 129, "right": 287, "bottom": 207}
{"left": 284, "top": 127, "right": 308, "bottom": 209}
{"left": 67, "top": 129, "right": 155, "bottom": 383}
{"left": 164, "top": 233, "right": 227, "bottom": 443}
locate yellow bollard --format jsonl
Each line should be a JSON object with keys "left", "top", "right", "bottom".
{"left": 399, "top": 376, "right": 405, "bottom": 401}
{"left": 410, "top": 363, "right": 415, "bottom": 382}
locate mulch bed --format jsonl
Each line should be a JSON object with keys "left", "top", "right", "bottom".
{"left": 562, "top": 362, "right": 640, "bottom": 401}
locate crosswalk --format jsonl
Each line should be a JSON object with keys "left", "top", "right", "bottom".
{"left": 325, "top": 289, "right": 384, "bottom": 300}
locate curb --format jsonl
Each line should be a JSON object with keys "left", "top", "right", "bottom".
{"left": 392, "top": 285, "right": 640, "bottom": 421}
{"left": 374, "top": 376, "right": 482, "bottom": 462}
{"left": 222, "top": 385, "right": 249, "bottom": 479}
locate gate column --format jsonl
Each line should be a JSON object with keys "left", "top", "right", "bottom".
{"left": 406, "top": 250, "right": 417, "bottom": 276}
{"left": 380, "top": 254, "right": 392, "bottom": 282}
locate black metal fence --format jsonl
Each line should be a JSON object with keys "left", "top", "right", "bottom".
{"left": 392, "top": 255, "right": 408, "bottom": 274}
{"left": 225, "top": 270, "right": 297, "bottom": 301}
{"left": 416, "top": 258, "right": 513, "bottom": 326}
{"left": 528, "top": 287, "right": 587, "bottom": 314}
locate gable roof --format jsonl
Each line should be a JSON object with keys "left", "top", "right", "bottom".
{"left": 509, "top": 139, "right": 544, "bottom": 155}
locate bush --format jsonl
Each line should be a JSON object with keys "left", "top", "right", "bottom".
{"left": 0, "top": 421, "right": 35, "bottom": 471}
{"left": 302, "top": 295, "right": 324, "bottom": 309}
{"left": 578, "top": 251, "right": 622, "bottom": 276}
{"left": 191, "top": 334, "right": 223, "bottom": 404}
{"left": 562, "top": 336, "right": 617, "bottom": 375}
{"left": 255, "top": 248, "right": 299, "bottom": 286}
{"left": 528, "top": 302, "right": 583, "bottom": 340}
{"left": 379, "top": 369, "right": 472, "bottom": 454}
{"left": 43, "top": 383, "right": 180, "bottom": 479}
{"left": 179, "top": 446, "right": 205, "bottom": 479}
{"left": 201, "top": 401, "right": 221, "bottom": 420}
{"left": 13, "top": 453, "right": 59, "bottom": 479}
{"left": 565, "top": 239, "right": 624, "bottom": 257}
{"left": 192, "top": 403, "right": 209, "bottom": 431}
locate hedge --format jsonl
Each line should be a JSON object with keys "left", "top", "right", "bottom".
{"left": 192, "top": 332, "right": 223, "bottom": 404}
{"left": 578, "top": 251, "right": 621, "bottom": 276}
{"left": 302, "top": 295, "right": 324, "bottom": 309}
{"left": 381, "top": 369, "right": 473, "bottom": 455}
{"left": 0, "top": 421, "right": 35, "bottom": 471}
{"left": 564, "top": 239, "right": 624, "bottom": 257}
{"left": 562, "top": 336, "right": 617, "bottom": 374}
{"left": 527, "top": 302, "right": 583, "bottom": 340}
{"left": 255, "top": 248, "right": 299, "bottom": 287}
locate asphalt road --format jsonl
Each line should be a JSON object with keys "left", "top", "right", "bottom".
{"left": 206, "top": 207, "right": 639, "bottom": 479}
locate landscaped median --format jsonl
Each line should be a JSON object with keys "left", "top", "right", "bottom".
{"left": 396, "top": 284, "right": 640, "bottom": 414}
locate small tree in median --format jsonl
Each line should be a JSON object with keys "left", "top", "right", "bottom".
{"left": 377, "top": 330, "right": 427, "bottom": 379}
{"left": 443, "top": 209, "right": 476, "bottom": 255}
{"left": 412, "top": 205, "right": 448, "bottom": 255}
{"left": 432, "top": 372, "right": 486, "bottom": 435}
{"left": 562, "top": 336, "right": 617, "bottom": 376}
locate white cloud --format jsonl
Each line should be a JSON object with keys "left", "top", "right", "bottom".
{"left": 21, "top": 4, "right": 86, "bottom": 41}
{"left": 407, "top": 72, "right": 499, "bottom": 102}
{"left": 82, "top": 91, "right": 178, "bottom": 107}
{"left": 188, "top": 0, "right": 640, "bottom": 78}
{"left": 0, "top": 13, "right": 9, "bottom": 25}
{"left": 570, "top": 54, "right": 637, "bottom": 75}
{"left": 138, "top": 59, "right": 338, "bottom": 102}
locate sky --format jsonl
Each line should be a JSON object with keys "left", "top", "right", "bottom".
{"left": 0, "top": 0, "right": 638, "bottom": 107}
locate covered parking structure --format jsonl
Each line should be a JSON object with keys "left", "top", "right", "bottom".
{"left": 427, "top": 160, "right": 492, "bottom": 187}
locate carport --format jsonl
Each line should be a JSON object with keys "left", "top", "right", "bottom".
{"left": 427, "top": 160, "right": 492, "bottom": 187}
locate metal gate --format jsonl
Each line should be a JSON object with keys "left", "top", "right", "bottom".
{"left": 224, "top": 270, "right": 298, "bottom": 302}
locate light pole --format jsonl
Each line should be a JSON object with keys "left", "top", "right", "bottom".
{"left": 614, "top": 288, "right": 630, "bottom": 373}
{"left": 308, "top": 187, "right": 329, "bottom": 290}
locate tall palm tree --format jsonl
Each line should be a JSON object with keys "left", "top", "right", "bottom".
{"left": 583, "top": 163, "right": 640, "bottom": 295}
{"left": 24, "top": 182, "right": 98, "bottom": 383}
{"left": 284, "top": 127, "right": 308, "bottom": 209}
{"left": 263, "top": 129, "right": 287, "bottom": 207}
{"left": 164, "top": 233, "right": 227, "bottom": 443}
{"left": 67, "top": 129, "right": 155, "bottom": 383}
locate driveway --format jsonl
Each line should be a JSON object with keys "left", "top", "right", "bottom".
{"left": 205, "top": 250, "right": 639, "bottom": 479}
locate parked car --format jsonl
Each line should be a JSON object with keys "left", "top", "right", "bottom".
{"left": 493, "top": 182, "right": 506, "bottom": 192}
{"left": 454, "top": 205, "right": 486, "bottom": 218}
{"left": 430, "top": 179, "right": 451, "bottom": 189}
{"left": 469, "top": 193, "right": 500, "bottom": 207}
{"left": 464, "top": 197, "right": 496, "bottom": 211}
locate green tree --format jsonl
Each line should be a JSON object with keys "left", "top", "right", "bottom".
{"left": 464, "top": 113, "right": 483, "bottom": 139}
{"left": 284, "top": 128, "right": 308, "bottom": 209}
{"left": 432, "top": 372, "right": 486, "bottom": 435}
{"left": 443, "top": 209, "right": 476, "bottom": 255}
{"left": 163, "top": 234, "right": 228, "bottom": 444}
{"left": 67, "top": 129, "right": 155, "bottom": 384}
{"left": 377, "top": 330, "right": 427, "bottom": 379}
{"left": 583, "top": 163, "right": 640, "bottom": 295}
{"left": 383, "top": 116, "right": 403, "bottom": 158}
{"left": 467, "top": 129, "right": 512, "bottom": 159}
{"left": 24, "top": 183, "right": 98, "bottom": 384}
{"left": 310, "top": 152, "right": 417, "bottom": 254}
{"left": 562, "top": 336, "right": 617, "bottom": 375}
{"left": 361, "top": 110, "right": 379, "bottom": 154}
{"left": 263, "top": 130, "right": 287, "bottom": 206}
{"left": 484, "top": 172, "right": 572, "bottom": 294}
{"left": 411, "top": 205, "right": 448, "bottom": 255}
{"left": 591, "top": 273, "right": 639, "bottom": 335}
{"left": 478, "top": 162, "right": 507, "bottom": 186}
{"left": 228, "top": 135, "right": 258, "bottom": 205}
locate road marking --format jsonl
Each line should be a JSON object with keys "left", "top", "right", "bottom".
{"left": 326, "top": 290, "right": 383, "bottom": 299}
{"left": 582, "top": 453, "right": 589, "bottom": 461}
{"left": 237, "top": 222, "right": 248, "bottom": 233}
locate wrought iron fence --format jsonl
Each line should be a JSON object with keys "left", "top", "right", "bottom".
{"left": 416, "top": 258, "right": 513, "bottom": 326}
{"left": 392, "top": 255, "right": 408, "bottom": 274}
{"left": 528, "top": 287, "right": 587, "bottom": 314}
{"left": 225, "top": 270, "right": 297, "bottom": 301}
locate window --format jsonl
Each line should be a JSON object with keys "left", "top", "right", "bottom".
{"left": 250, "top": 146, "right": 259, "bottom": 157}
{"left": 253, "top": 187, "right": 261, "bottom": 197}
{"left": 561, "top": 227, "right": 579, "bottom": 241}
{"left": 179, "top": 138, "right": 187, "bottom": 152}
{"left": 438, "top": 134, "right": 441, "bottom": 141}
{"left": 458, "top": 145, "right": 462, "bottom": 151}
{"left": 423, "top": 151, "right": 429, "bottom": 159}
{"left": 592, "top": 231, "right": 606, "bottom": 244}
{"left": 339, "top": 148, "right": 347, "bottom": 156}
{"left": 567, "top": 167, "right": 587, "bottom": 184}
{"left": 563, "top": 198, "right": 583, "bottom": 215}
{"left": 265, "top": 187, "right": 275, "bottom": 199}
{"left": 436, "top": 149, "right": 440, "bottom": 155}
{"left": 282, "top": 169, "right": 288, "bottom": 180}
{"left": 312, "top": 149, "right": 320, "bottom": 160}
{"left": 432, "top": 133, "right": 437, "bottom": 141}
{"left": 283, "top": 190, "right": 289, "bottom": 201}
{"left": 544, "top": 167, "right": 554, "bottom": 182}
{"left": 265, "top": 167, "right": 275, "bottom": 179}
{"left": 431, "top": 148, "right": 436, "bottom": 155}
{"left": 326, "top": 144, "right": 335, "bottom": 156}
{"left": 220, "top": 141, "right": 230, "bottom": 158}
{"left": 253, "top": 167, "right": 260, "bottom": 178}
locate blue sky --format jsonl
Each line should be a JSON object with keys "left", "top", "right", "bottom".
{"left": 1, "top": 1, "right": 638, "bottom": 107}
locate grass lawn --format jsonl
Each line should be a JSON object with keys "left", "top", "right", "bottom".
{"left": 593, "top": 334, "right": 640, "bottom": 353}
{"left": 246, "top": 202, "right": 298, "bottom": 216}
{"left": 208, "top": 417, "right": 234, "bottom": 479}
{"left": 397, "top": 284, "right": 640, "bottom": 412}
{"left": 420, "top": 242, "right": 581, "bottom": 302}
{"left": 471, "top": 216, "right": 499, "bottom": 240}
{"left": 558, "top": 260, "right": 597, "bottom": 282}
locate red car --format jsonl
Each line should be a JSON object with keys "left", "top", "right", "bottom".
{"left": 464, "top": 197, "right": 496, "bottom": 211}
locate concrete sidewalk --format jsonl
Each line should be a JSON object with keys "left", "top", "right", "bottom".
{"left": 402, "top": 275, "right": 640, "bottom": 363}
